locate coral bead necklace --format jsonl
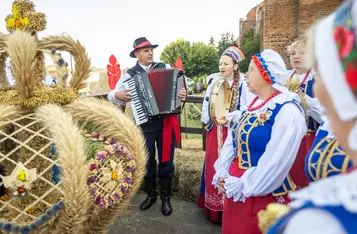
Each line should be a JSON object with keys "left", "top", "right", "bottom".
{"left": 248, "top": 90, "right": 281, "bottom": 112}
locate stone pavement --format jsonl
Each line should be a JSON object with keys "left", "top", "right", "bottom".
{"left": 109, "top": 193, "right": 221, "bottom": 234}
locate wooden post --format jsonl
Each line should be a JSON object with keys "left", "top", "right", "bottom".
{"left": 177, "top": 113, "right": 182, "bottom": 149}
{"left": 183, "top": 104, "right": 188, "bottom": 139}
{"left": 202, "top": 122, "right": 206, "bottom": 151}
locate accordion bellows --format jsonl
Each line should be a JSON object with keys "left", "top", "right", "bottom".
{"left": 124, "top": 68, "right": 185, "bottom": 125}
{"left": 0, "top": 30, "right": 147, "bottom": 234}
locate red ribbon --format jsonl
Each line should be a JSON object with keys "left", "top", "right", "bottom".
{"left": 135, "top": 41, "right": 151, "bottom": 49}
{"left": 162, "top": 115, "right": 181, "bottom": 162}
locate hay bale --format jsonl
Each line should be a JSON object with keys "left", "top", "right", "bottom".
{"left": 138, "top": 138, "right": 205, "bottom": 202}
{"left": 173, "top": 139, "right": 205, "bottom": 202}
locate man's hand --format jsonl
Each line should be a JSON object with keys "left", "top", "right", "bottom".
{"left": 115, "top": 89, "right": 131, "bottom": 102}
{"left": 217, "top": 178, "right": 225, "bottom": 194}
{"left": 178, "top": 88, "right": 187, "bottom": 101}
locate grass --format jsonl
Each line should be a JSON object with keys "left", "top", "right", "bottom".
{"left": 180, "top": 94, "right": 204, "bottom": 140}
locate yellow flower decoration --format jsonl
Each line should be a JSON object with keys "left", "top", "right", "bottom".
{"left": 100, "top": 160, "right": 123, "bottom": 190}
{"left": 0, "top": 162, "right": 37, "bottom": 196}
{"left": 6, "top": 5, "right": 30, "bottom": 30}
{"left": 16, "top": 169, "right": 27, "bottom": 181}
{"left": 258, "top": 203, "right": 291, "bottom": 233}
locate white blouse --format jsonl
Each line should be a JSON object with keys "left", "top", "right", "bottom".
{"left": 212, "top": 92, "right": 307, "bottom": 202}
{"left": 201, "top": 74, "right": 254, "bottom": 125}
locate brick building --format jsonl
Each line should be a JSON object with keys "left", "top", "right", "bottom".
{"left": 237, "top": 7, "right": 257, "bottom": 45}
{"left": 238, "top": 0, "right": 342, "bottom": 65}
{"left": 263, "top": 0, "right": 341, "bottom": 64}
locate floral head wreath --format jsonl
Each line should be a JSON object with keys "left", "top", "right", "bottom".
{"left": 222, "top": 46, "right": 245, "bottom": 63}
{"left": 333, "top": 0, "right": 357, "bottom": 90}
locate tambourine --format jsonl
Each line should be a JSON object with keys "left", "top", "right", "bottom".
{"left": 208, "top": 78, "right": 232, "bottom": 125}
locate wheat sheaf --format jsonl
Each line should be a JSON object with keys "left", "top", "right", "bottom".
{"left": 0, "top": 31, "right": 146, "bottom": 234}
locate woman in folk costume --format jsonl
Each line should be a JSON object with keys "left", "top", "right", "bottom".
{"left": 305, "top": 114, "right": 353, "bottom": 182}
{"left": 213, "top": 49, "right": 306, "bottom": 234}
{"left": 264, "top": 1, "right": 357, "bottom": 233}
{"left": 198, "top": 46, "right": 252, "bottom": 222}
{"left": 286, "top": 39, "right": 324, "bottom": 189}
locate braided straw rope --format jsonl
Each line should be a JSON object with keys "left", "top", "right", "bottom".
{"left": 66, "top": 97, "right": 147, "bottom": 234}
{"left": 35, "top": 104, "right": 91, "bottom": 234}
{"left": 37, "top": 35, "right": 91, "bottom": 91}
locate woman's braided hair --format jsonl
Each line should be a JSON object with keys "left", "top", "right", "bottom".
{"left": 229, "top": 60, "right": 241, "bottom": 112}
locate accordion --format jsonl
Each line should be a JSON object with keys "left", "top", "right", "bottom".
{"left": 123, "top": 68, "right": 186, "bottom": 125}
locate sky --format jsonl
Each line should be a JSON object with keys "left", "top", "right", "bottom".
{"left": 0, "top": 0, "right": 261, "bottom": 70}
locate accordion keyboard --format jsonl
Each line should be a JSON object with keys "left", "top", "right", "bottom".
{"left": 124, "top": 78, "right": 149, "bottom": 125}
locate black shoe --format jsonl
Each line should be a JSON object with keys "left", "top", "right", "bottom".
{"left": 159, "top": 177, "right": 173, "bottom": 216}
{"left": 140, "top": 177, "right": 157, "bottom": 211}
{"left": 161, "top": 197, "right": 172, "bottom": 216}
{"left": 140, "top": 195, "right": 157, "bottom": 210}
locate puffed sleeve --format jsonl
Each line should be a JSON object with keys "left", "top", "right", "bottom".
{"left": 201, "top": 77, "right": 219, "bottom": 124}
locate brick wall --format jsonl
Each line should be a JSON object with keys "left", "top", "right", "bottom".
{"left": 262, "top": 0, "right": 340, "bottom": 66}
{"left": 241, "top": 8, "right": 257, "bottom": 35}
{"left": 263, "top": 0, "right": 299, "bottom": 63}
{"left": 299, "top": 0, "right": 341, "bottom": 34}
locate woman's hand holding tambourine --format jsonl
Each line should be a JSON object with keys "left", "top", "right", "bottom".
{"left": 216, "top": 116, "right": 228, "bottom": 125}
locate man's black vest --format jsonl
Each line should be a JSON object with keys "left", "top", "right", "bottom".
{"left": 126, "top": 61, "right": 166, "bottom": 133}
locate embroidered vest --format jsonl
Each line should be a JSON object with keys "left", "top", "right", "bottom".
{"left": 305, "top": 122, "right": 353, "bottom": 182}
{"left": 231, "top": 100, "right": 299, "bottom": 197}
{"left": 205, "top": 82, "right": 243, "bottom": 132}
{"left": 267, "top": 201, "right": 357, "bottom": 234}
{"left": 300, "top": 79, "right": 320, "bottom": 132}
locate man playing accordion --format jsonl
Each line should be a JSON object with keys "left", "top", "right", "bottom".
{"left": 108, "top": 37, "right": 187, "bottom": 216}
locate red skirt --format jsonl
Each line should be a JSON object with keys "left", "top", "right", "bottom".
{"left": 202, "top": 124, "right": 228, "bottom": 222}
{"left": 222, "top": 159, "right": 289, "bottom": 234}
{"left": 289, "top": 133, "right": 316, "bottom": 190}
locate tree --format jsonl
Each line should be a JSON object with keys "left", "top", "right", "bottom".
{"left": 160, "top": 40, "right": 219, "bottom": 78}
{"left": 217, "top": 32, "right": 237, "bottom": 55}
{"left": 208, "top": 36, "right": 215, "bottom": 47}
{"left": 159, "top": 39, "right": 191, "bottom": 67}
{"left": 239, "top": 29, "right": 261, "bottom": 73}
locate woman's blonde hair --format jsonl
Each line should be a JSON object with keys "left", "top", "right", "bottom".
{"left": 287, "top": 38, "right": 307, "bottom": 54}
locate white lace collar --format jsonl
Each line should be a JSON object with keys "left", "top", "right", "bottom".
{"left": 242, "top": 91, "right": 300, "bottom": 115}
{"left": 289, "top": 170, "right": 357, "bottom": 213}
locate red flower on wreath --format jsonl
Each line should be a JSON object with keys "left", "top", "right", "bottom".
{"left": 334, "top": 26, "right": 355, "bottom": 59}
